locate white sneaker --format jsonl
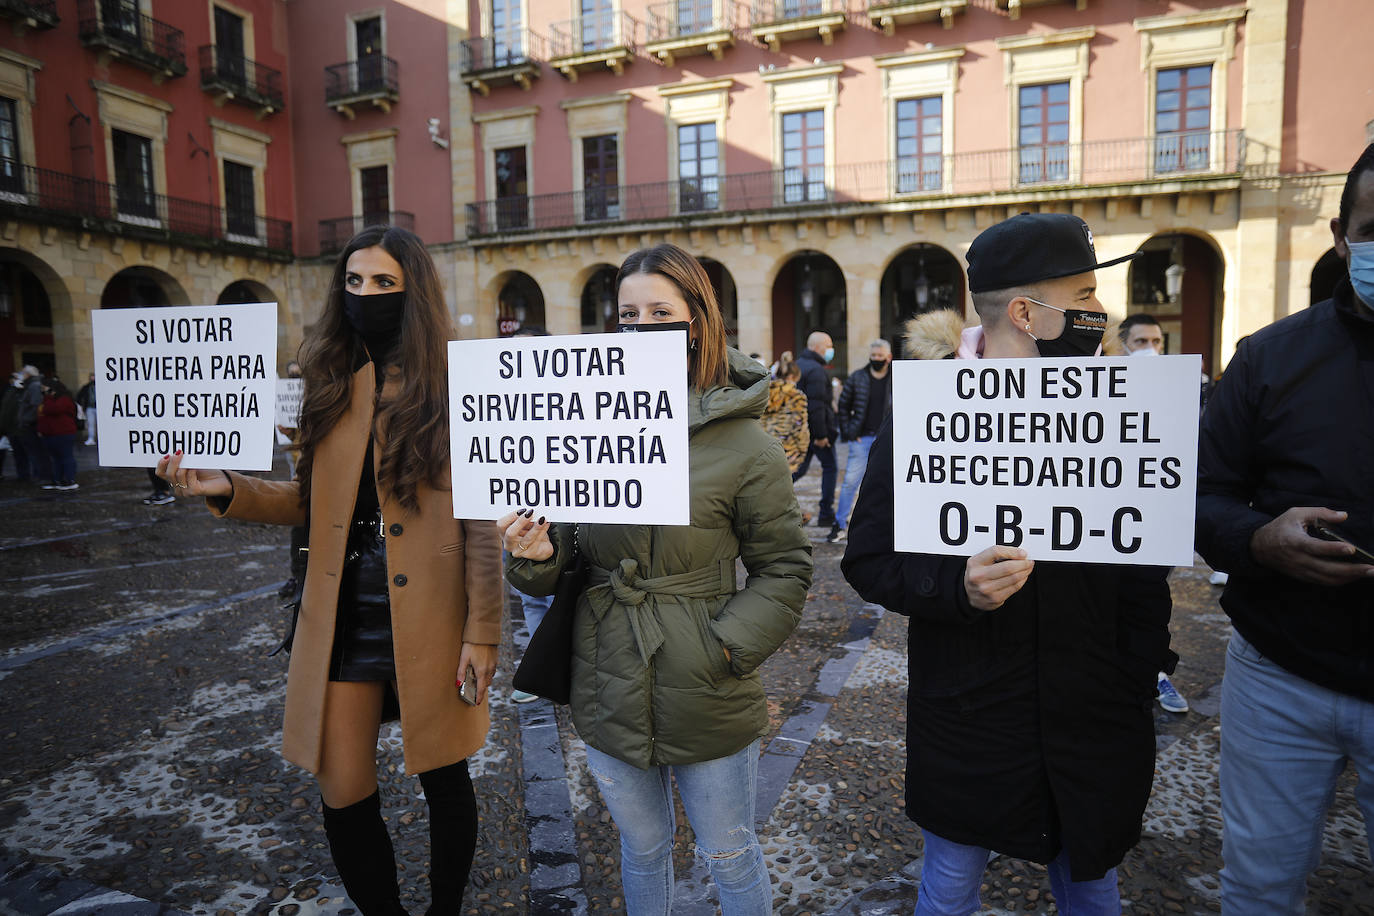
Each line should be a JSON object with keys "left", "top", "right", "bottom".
{"left": 510, "top": 689, "right": 540, "bottom": 704}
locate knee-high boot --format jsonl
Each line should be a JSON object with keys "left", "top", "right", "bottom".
{"left": 417, "top": 760, "right": 477, "bottom": 916}
{"left": 320, "top": 791, "right": 408, "bottom": 916}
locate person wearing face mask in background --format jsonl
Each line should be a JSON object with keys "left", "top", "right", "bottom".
{"left": 158, "top": 226, "right": 503, "bottom": 916}
{"left": 503, "top": 244, "right": 812, "bottom": 915}
{"left": 1113, "top": 313, "right": 1194, "bottom": 714}
{"left": 1196, "top": 143, "right": 1374, "bottom": 916}
{"left": 842, "top": 213, "right": 1177, "bottom": 915}
{"left": 826, "top": 339, "right": 893, "bottom": 543}
{"left": 792, "top": 329, "right": 841, "bottom": 529}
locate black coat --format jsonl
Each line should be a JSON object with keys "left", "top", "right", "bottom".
{"left": 836, "top": 364, "right": 892, "bottom": 441}
{"left": 841, "top": 413, "right": 1175, "bottom": 881}
{"left": 796, "top": 348, "right": 838, "bottom": 443}
{"left": 1196, "top": 276, "right": 1374, "bottom": 702}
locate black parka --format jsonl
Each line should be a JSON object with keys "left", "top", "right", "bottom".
{"left": 1196, "top": 276, "right": 1374, "bottom": 702}
{"left": 840, "top": 310, "right": 1176, "bottom": 881}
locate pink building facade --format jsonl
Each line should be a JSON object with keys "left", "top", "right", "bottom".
{"left": 457, "top": 0, "right": 1374, "bottom": 375}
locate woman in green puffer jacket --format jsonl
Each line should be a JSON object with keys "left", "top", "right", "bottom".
{"left": 503, "top": 243, "right": 813, "bottom": 915}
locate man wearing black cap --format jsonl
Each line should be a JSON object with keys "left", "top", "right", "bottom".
{"left": 842, "top": 213, "right": 1176, "bottom": 914}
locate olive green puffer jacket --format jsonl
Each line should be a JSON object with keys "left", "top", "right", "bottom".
{"left": 507, "top": 349, "right": 814, "bottom": 769}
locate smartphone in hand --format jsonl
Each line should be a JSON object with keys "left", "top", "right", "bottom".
{"left": 1309, "top": 521, "right": 1374, "bottom": 563}
{"left": 458, "top": 666, "right": 479, "bottom": 705}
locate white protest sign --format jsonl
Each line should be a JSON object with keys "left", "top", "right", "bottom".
{"left": 891, "top": 355, "right": 1200, "bottom": 566}
{"left": 448, "top": 331, "right": 690, "bottom": 524}
{"left": 91, "top": 303, "right": 277, "bottom": 470}
{"left": 275, "top": 377, "right": 304, "bottom": 444}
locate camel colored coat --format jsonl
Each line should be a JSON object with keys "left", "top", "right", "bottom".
{"left": 211, "top": 362, "right": 503, "bottom": 775}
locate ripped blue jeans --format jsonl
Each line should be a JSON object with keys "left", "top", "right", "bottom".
{"left": 585, "top": 739, "right": 770, "bottom": 915}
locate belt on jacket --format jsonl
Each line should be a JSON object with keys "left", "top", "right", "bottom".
{"left": 587, "top": 557, "right": 736, "bottom": 667}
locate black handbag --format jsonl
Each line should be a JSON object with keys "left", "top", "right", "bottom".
{"left": 512, "top": 532, "right": 587, "bottom": 705}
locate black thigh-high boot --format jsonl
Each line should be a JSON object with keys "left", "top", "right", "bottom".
{"left": 320, "top": 791, "right": 408, "bottom": 916}
{"left": 417, "top": 760, "right": 477, "bottom": 916}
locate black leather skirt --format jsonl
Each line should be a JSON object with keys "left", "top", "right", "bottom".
{"left": 330, "top": 522, "right": 397, "bottom": 683}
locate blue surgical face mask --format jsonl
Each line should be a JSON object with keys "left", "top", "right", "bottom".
{"left": 1346, "top": 237, "right": 1374, "bottom": 309}
{"left": 823, "top": 347, "right": 835, "bottom": 363}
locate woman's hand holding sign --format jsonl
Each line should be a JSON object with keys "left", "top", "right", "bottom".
{"left": 964, "top": 545, "right": 1035, "bottom": 611}
{"left": 499, "top": 508, "right": 554, "bottom": 562}
{"left": 157, "top": 450, "right": 232, "bottom": 498}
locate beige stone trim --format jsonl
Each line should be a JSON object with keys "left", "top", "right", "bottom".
{"left": 1134, "top": 5, "right": 1244, "bottom": 173}
{"left": 997, "top": 26, "right": 1093, "bottom": 183}
{"left": 661, "top": 81, "right": 731, "bottom": 216}
{"left": 478, "top": 107, "right": 537, "bottom": 212}
{"left": 472, "top": 104, "right": 540, "bottom": 124}
{"left": 211, "top": 120, "right": 270, "bottom": 241}
{"left": 0, "top": 51, "right": 41, "bottom": 175}
{"left": 766, "top": 64, "right": 842, "bottom": 201}
{"left": 342, "top": 129, "right": 397, "bottom": 219}
{"left": 93, "top": 81, "right": 171, "bottom": 213}
{"left": 879, "top": 48, "right": 963, "bottom": 198}
{"left": 208, "top": 0, "right": 257, "bottom": 64}
{"left": 563, "top": 93, "right": 630, "bottom": 216}
{"left": 346, "top": 7, "right": 386, "bottom": 61}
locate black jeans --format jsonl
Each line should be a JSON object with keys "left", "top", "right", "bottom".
{"left": 792, "top": 442, "right": 837, "bottom": 520}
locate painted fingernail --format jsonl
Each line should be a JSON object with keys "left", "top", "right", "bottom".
{"left": 537, "top": 516, "right": 545, "bottom": 525}
{"left": 524, "top": 508, "right": 534, "bottom": 518}
{"left": 513, "top": 507, "right": 523, "bottom": 515}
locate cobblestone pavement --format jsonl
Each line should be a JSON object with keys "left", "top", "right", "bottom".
{"left": 1, "top": 445, "right": 1370, "bottom": 915}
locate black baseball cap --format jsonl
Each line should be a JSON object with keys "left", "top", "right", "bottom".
{"left": 966, "top": 212, "right": 1140, "bottom": 293}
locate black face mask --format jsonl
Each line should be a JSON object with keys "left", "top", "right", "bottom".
{"left": 343, "top": 289, "right": 406, "bottom": 357}
{"left": 1026, "top": 299, "right": 1106, "bottom": 358}
{"left": 616, "top": 319, "right": 697, "bottom": 354}
{"left": 869, "top": 359, "right": 889, "bottom": 373}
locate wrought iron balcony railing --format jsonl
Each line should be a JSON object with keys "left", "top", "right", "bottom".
{"left": 76, "top": 0, "right": 186, "bottom": 77}
{"left": 199, "top": 45, "right": 285, "bottom": 113}
{"left": 466, "top": 130, "right": 1245, "bottom": 237}
{"left": 461, "top": 29, "right": 547, "bottom": 72}
{"left": 0, "top": 159, "right": 292, "bottom": 256}
{"left": 318, "top": 212, "right": 415, "bottom": 256}
{"left": 324, "top": 56, "right": 399, "bottom": 105}
{"left": 549, "top": 10, "right": 639, "bottom": 58}
{"left": 646, "top": 0, "right": 734, "bottom": 40}
{"left": 0, "top": 0, "right": 58, "bottom": 29}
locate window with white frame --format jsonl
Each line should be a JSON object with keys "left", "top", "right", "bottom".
{"left": 895, "top": 96, "right": 942, "bottom": 193}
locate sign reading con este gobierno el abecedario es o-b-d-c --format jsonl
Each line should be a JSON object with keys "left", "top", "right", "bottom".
{"left": 91, "top": 303, "right": 278, "bottom": 471}
{"left": 891, "top": 354, "right": 1201, "bottom": 566}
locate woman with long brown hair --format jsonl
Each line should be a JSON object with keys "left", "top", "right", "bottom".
{"left": 159, "top": 226, "right": 502, "bottom": 915}
{"left": 503, "top": 243, "right": 813, "bottom": 915}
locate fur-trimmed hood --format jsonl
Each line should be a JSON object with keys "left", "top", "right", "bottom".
{"left": 902, "top": 309, "right": 972, "bottom": 360}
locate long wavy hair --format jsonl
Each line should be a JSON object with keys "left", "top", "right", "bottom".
{"left": 295, "top": 226, "right": 453, "bottom": 513}
{"left": 616, "top": 244, "right": 729, "bottom": 391}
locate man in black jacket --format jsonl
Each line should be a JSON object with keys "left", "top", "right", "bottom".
{"left": 843, "top": 213, "right": 1174, "bottom": 914}
{"left": 1196, "top": 143, "right": 1374, "bottom": 915}
{"left": 791, "top": 330, "right": 839, "bottom": 527}
{"left": 827, "top": 338, "right": 892, "bottom": 543}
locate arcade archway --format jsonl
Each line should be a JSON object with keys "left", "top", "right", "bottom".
{"left": 879, "top": 244, "right": 964, "bottom": 357}
{"left": 494, "top": 271, "right": 546, "bottom": 337}
{"left": 771, "top": 251, "right": 847, "bottom": 373}
{"left": 1126, "top": 233, "right": 1224, "bottom": 374}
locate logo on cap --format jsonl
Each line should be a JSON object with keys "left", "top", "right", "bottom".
{"left": 1082, "top": 224, "right": 1095, "bottom": 253}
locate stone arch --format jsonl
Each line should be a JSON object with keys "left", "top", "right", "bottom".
{"left": 878, "top": 243, "right": 965, "bottom": 358}
{"left": 1126, "top": 231, "right": 1225, "bottom": 375}
{"left": 771, "top": 250, "right": 848, "bottom": 374}
{"left": 488, "top": 270, "right": 546, "bottom": 337}
{"left": 576, "top": 263, "right": 620, "bottom": 334}
{"left": 0, "top": 248, "right": 68, "bottom": 378}
{"left": 217, "top": 279, "right": 276, "bottom": 305}
{"left": 100, "top": 266, "right": 190, "bottom": 308}
{"left": 696, "top": 256, "right": 739, "bottom": 351}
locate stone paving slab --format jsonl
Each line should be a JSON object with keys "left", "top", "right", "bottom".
{"left": 1, "top": 452, "right": 1371, "bottom": 915}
